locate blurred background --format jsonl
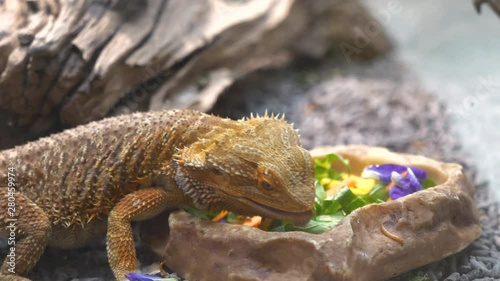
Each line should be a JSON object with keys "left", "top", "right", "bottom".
{"left": 366, "top": 0, "right": 500, "bottom": 199}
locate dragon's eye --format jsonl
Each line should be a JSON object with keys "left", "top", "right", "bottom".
{"left": 261, "top": 180, "right": 273, "bottom": 191}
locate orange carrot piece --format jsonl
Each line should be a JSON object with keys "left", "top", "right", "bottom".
{"left": 241, "top": 216, "right": 262, "bottom": 227}
{"left": 212, "top": 210, "right": 229, "bottom": 222}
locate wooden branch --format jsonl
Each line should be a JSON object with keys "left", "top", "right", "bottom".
{"left": 0, "top": 0, "right": 391, "bottom": 149}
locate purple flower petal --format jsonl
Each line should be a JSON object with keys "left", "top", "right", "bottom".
{"left": 362, "top": 164, "right": 427, "bottom": 183}
{"left": 125, "top": 272, "right": 165, "bottom": 281}
{"left": 389, "top": 168, "right": 423, "bottom": 200}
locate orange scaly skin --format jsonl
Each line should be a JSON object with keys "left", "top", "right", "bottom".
{"left": 0, "top": 109, "right": 315, "bottom": 281}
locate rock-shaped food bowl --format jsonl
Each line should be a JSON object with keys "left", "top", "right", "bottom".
{"left": 163, "top": 145, "right": 481, "bottom": 281}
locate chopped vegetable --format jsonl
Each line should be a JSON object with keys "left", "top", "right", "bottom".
{"left": 324, "top": 177, "right": 355, "bottom": 196}
{"left": 183, "top": 206, "right": 218, "bottom": 220}
{"left": 212, "top": 210, "right": 229, "bottom": 222}
{"left": 240, "top": 216, "right": 262, "bottom": 227}
{"left": 362, "top": 182, "right": 389, "bottom": 203}
{"left": 331, "top": 187, "right": 368, "bottom": 215}
{"left": 324, "top": 174, "right": 375, "bottom": 197}
{"left": 421, "top": 178, "right": 436, "bottom": 189}
{"left": 314, "top": 153, "right": 350, "bottom": 180}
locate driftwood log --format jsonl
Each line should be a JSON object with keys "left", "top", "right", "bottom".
{"left": 0, "top": 0, "right": 391, "bottom": 149}
{"left": 474, "top": 0, "right": 500, "bottom": 16}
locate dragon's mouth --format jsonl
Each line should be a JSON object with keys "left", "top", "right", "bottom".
{"left": 240, "top": 197, "right": 313, "bottom": 225}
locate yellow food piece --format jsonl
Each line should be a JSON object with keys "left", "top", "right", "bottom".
{"left": 325, "top": 173, "right": 376, "bottom": 196}
{"left": 320, "top": 178, "right": 332, "bottom": 186}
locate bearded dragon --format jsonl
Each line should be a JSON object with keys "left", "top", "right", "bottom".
{"left": 0, "top": 109, "right": 315, "bottom": 281}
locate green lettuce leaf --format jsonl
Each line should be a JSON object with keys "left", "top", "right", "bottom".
{"left": 421, "top": 178, "right": 436, "bottom": 189}
{"left": 363, "top": 182, "right": 389, "bottom": 203}
{"left": 314, "top": 153, "right": 350, "bottom": 181}
{"left": 333, "top": 187, "right": 368, "bottom": 215}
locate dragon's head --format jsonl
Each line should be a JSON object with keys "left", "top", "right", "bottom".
{"left": 173, "top": 113, "right": 315, "bottom": 224}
